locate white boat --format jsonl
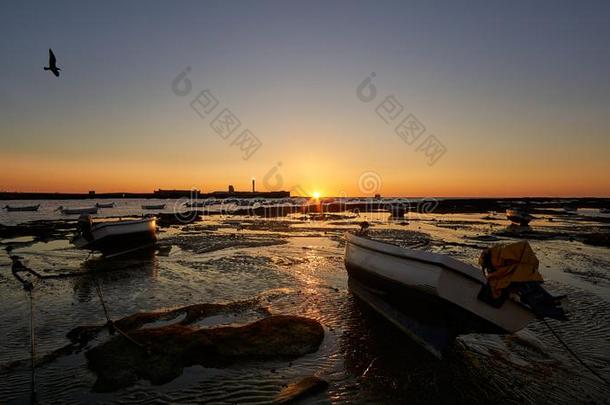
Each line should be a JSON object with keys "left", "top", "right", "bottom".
{"left": 95, "top": 202, "right": 116, "bottom": 208}
{"left": 506, "top": 208, "right": 533, "bottom": 226}
{"left": 142, "top": 203, "right": 166, "bottom": 210}
{"left": 344, "top": 233, "right": 557, "bottom": 357}
{"left": 72, "top": 216, "right": 157, "bottom": 256}
{"left": 600, "top": 208, "right": 610, "bottom": 214}
{"left": 4, "top": 204, "right": 40, "bottom": 212}
{"left": 57, "top": 206, "right": 99, "bottom": 215}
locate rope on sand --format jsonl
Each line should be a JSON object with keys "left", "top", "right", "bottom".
{"left": 12, "top": 269, "right": 38, "bottom": 404}
{"left": 542, "top": 318, "right": 610, "bottom": 386}
{"left": 92, "top": 277, "right": 147, "bottom": 352}
{"left": 10, "top": 254, "right": 146, "bottom": 404}
{"left": 27, "top": 286, "right": 38, "bottom": 405}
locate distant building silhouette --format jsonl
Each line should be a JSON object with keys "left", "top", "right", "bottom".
{"left": 153, "top": 189, "right": 200, "bottom": 199}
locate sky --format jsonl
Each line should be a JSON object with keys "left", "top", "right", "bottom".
{"left": 0, "top": 0, "right": 609, "bottom": 197}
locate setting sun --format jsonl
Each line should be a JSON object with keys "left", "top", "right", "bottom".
{"left": 313, "top": 191, "right": 321, "bottom": 199}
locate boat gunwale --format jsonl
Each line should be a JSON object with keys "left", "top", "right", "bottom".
{"left": 345, "top": 233, "right": 485, "bottom": 284}
{"left": 91, "top": 218, "right": 156, "bottom": 232}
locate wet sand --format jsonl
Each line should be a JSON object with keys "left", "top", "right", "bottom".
{"left": 1, "top": 205, "right": 609, "bottom": 404}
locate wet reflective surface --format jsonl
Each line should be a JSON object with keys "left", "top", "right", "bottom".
{"left": 1, "top": 205, "right": 609, "bottom": 404}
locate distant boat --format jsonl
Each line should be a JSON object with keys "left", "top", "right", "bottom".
{"left": 57, "top": 206, "right": 98, "bottom": 215}
{"left": 95, "top": 202, "right": 116, "bottom": 208}
{"left": 600, "top": 208, "right": 610, "bottom": 214}
{"left": 506, "top": 208, "right": 533, "bottom": 226}
{"left": 344, "top": 233, "right": 564, "bottom": 358}
{"left": 142, "top": 203, "right": 166, "bottom": 210}
{"left": 184, "top": 201, "right": 208, "bottom": 208}
{"left": 72, "top": 216, "right": 157, "bottom": 256}
{"left": 4, "top": 204, "right": 40, "bottom": 212}
{"left": 563, "top": 206, "right": 577, "bottom": 214}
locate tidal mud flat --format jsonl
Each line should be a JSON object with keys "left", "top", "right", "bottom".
{"left": 1, "top": 203, "right": 610, "bottom": 404}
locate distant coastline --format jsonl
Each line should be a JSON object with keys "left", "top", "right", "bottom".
{"left": 0, "top": 189, "right": 291, "bottom": 200}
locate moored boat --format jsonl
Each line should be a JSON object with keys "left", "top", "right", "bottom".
{"left": 344, "top": 233, "right": 564, "bottom": 357}
{"left": 506, "top": 208, "right": 533, "bottom": 226}
{"left": 184, "top": 201, "right": 207, "bottom": 208}
{"left": 142, "top": 203, "right": 166, "bottom": 210}
{"left": 4, "top": 204, "right": 41, "bottom": 212}
{"left": 72, "top": 216, "right": 157, "bottom": 256}
{"left": 95, "top": 202, "right": 116, "bottom": 208}
{"left": 57, "top": 206, "right": 98, "bottom": 215}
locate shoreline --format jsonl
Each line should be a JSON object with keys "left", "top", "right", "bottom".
{"left": 0, "top": 190, "right": 290, "bottom": 200}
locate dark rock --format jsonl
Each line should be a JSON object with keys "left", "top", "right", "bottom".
{"left": 68, "top": 299, "right": 269, "bottom": 345}
{"left": 274, "top": 376, "right": 329, "bottom": 403}
{"left": 86, "top": 315, "right": 324, "bottom": 392}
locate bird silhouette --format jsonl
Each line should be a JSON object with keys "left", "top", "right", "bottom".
{"left": 44, "top": 49, "right": 60, "bottom": 77}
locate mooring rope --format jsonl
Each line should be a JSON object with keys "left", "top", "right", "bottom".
{"left": 26, "top": 287, "right": 37, "bottom": 405}
{"left": 92, "top": 277, "right": 147, "bottom": 351}
{"left": 542, "top": 318, "right": 610, "bottom": 386}
{"left": 11, "top": 258, "right": 38, "bottom": 404}
{"left": 93, "top": 278, "right": 112, "bottom": 326}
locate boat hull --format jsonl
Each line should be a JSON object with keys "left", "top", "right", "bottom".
{"left": 60, "top": 207, "right": 99, "bottom": 215}
{"left": 344, "top": 234, "right": 535, "bottom": 336}
{"left": 348, "top": 277, "right": 452, "bottom": 358}
{"left": 4, "top": 205, "right": 40, "bottom": 212}
{"left": 142, "top": 204, "right": 166, "bottom": 210}
{"left": 73, "top": 218, "right": 157, "bottom": 256}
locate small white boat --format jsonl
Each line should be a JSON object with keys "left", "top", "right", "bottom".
{"left": 4, "top": 204, "right": 40, "bottom": 212}
{"left": 142, "top": 203, "right": 166, "bottom": 210}
{"left": 506, "top": 208, "right": 533, "bottom": 226}
{"left": 344, "top": 233, "right": 564, "bottom": 357}
{"left": 95, "top": 202, "right": 116, "bottom": 208}
{"left": 72, "top": 216, "right": 157, "bottom": 256}
{"left": 57, "top": 206, "right": 99, "bottom": 215}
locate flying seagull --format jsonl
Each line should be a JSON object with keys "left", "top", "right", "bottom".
{"left": 44, "top": 49, "right": 60, "bottom": 77}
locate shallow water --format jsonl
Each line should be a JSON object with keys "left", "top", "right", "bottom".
{"left": 1, "top": 205, "right": 609, "bottom": 404}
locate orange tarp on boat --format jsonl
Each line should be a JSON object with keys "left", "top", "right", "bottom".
{"left": 479, "top": 241, "right": 543, "bottom": 298}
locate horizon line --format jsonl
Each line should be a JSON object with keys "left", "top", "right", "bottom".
{"left": 1, "top": 190, "right": 609, "bottom": 200}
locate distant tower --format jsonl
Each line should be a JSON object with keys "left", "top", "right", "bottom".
{"left": 252, "top": 178, "right": 255, "bottom": 193}
{"left": 228, "top": 185, "right": 235, "bottom": 193}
